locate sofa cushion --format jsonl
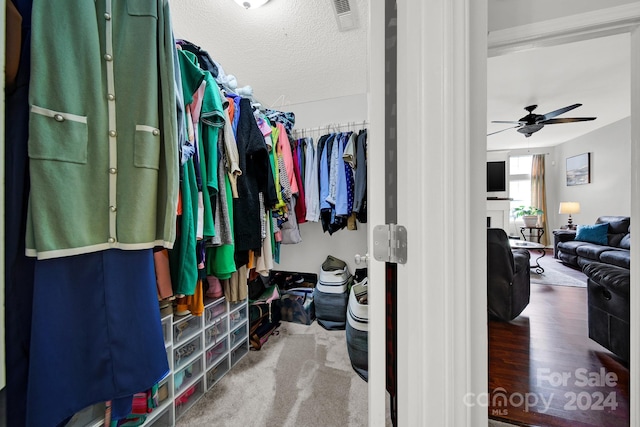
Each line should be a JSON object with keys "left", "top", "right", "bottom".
{"left": 556, "top": 240, "right": 584, "bottom": 255}
{"left": 576, "top": 223, "right": 608, "bottom": 245}
{"left": 575, "top": 243, "right": 615, "bottom": 261}
{"left": 599, "top": 249, "right": 630, "bottom": 269}
{"left": 619, "top": 233, "right": 630, "bottom": 250}
{"left": 597, "top": 216, "right": 630, "bottom": 234}
{"left": 596, "top": 216, "right": 631, "bottom": 247}
{"left": 558, "top": 251, "right": 578, "bottom": 266}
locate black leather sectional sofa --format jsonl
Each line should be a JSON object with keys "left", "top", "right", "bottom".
{"left": 556, "top": 216, "right": 631, "bottom": 363}
{"left": 556, "top": 216, "right": 630, "bottom": 270}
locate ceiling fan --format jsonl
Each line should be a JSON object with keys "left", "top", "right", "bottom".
{"left": 488, "top": 103, "right": 597, "bottom": 137}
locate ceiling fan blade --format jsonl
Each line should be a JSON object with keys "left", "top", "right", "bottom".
{"left": 491, "top": 120, "right": 526, "bottom": 124}
{"left": 541, "top": 103, "right": 582, "bottom": 121}
{"left": 539, "top": 117, "right": 597, "bottom": 124}
{"left": 487, "top": 125, "right": 520, "bottom": 136}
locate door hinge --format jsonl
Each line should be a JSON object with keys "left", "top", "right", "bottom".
{"left": 373, "top": 224, "right": 407, "bottom": 264}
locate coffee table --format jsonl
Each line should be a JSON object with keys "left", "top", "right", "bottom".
{"left": 509, "top": 240, "right": 546, "bottom": 274}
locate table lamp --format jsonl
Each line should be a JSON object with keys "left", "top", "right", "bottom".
{"left": 559, "top": 202, "right": 580, "bottom": 229}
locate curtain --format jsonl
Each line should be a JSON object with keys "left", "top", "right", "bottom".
{"left": 531, "top": 154, "right": 549, "bottom": 246}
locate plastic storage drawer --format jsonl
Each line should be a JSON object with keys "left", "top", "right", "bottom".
{"left": 204, "top": 319, "right": 227, "bottom": 347}
{"left": 174, "top": 334, "right": 202, "bottom": 371}
{"left": 205, "top": 298, "right": 227, "bottom": 326}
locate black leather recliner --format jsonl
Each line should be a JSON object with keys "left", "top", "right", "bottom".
{"left": 583, "top": 262, "right": 630, "bottom": 363}
{"left": 487, "top": 228, "right": 531, "bottom": 321}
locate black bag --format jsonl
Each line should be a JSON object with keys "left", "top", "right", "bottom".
{"left": 269, "top": 270, "right": 317, "bottom": 325}
{"left": 248, "top": 275, "right": 267, "bottom": 301}
{"left": 279, "top": 289, "right": 315, "bottom": 325}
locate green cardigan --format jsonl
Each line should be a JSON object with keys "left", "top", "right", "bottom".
{"left": 26, "top": 0, "right": 179, "bottom": 259}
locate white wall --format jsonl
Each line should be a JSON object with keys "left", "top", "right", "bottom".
{"left": 274, "top": 94, "right": 368, "bottom": 276}
{"left": 549, "top": 118, "right": 631, "bottom": 229}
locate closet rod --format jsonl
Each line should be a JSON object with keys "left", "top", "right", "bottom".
{"left": 293, "top": 121, "right": 369, "bottom": 135}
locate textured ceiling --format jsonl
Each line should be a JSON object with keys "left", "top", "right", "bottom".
{"left": 169, "top": 0, "right": 369, "bottom": 109}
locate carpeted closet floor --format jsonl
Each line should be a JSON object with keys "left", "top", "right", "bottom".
{"left": 176, "top": 321, "right": 391, "bottom": 427}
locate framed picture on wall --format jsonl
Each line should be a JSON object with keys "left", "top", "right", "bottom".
{"left": 566, "top": 152, "right": 591, "bottom": 186}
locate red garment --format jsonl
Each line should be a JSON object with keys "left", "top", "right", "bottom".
{"left": 291, "top": 140, "right": 307, "bottom": 224}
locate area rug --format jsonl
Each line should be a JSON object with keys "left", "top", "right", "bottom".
{"left": 530, "top": 267, "right": 586, "bottom": 287}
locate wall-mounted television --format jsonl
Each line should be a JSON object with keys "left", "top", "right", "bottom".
{"left": 486, "top": 160, "right": 508, "bottom": 199}
{"left": 487, "top": 161, "right": 506, "bottom": 192}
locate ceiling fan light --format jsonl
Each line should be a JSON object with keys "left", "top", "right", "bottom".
{"left": 233, "top": 0, "right": 269, "bottom": 9}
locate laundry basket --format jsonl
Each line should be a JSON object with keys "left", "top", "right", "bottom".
{"left": 346, "top": 276, "right": 368, "bottom": 381}
{"left": 314, "top": 256, "right": 352, "bottom": 330}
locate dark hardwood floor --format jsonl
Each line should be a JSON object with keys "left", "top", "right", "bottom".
{"left": 489, "top": 252, "right": 630, "bottom": 426}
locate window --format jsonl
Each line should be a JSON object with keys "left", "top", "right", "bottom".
{"left": 509, "top": 155, "right": 532, "bottom": 221}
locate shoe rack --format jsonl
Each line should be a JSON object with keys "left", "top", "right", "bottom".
{"left": 67, "top": 296, "right": 249, "bottom": 427}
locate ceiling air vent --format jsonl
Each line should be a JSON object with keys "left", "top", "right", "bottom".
{"left": 332, "top": 0, "right": 358, "bottom": 32}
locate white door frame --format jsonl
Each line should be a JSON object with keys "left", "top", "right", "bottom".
{"left": 369, "top": 1, "right": 639, "bottom": 426}
{"left": 392, "top": 0, "right": 490, "bottom": 425}
{"left": 366, "top": 2, "right": 389, "bottom": 425}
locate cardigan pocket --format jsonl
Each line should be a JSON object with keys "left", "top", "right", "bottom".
{"left": 134, "top": 125, "right": 161, "bottom": 170}
{"left": 28, "top": 105, "right": 88, "bottom": 164}
{"left": 127, "top": 0, "right": 158, "bottom": 18}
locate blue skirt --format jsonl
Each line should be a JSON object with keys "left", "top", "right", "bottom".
{"left": 26, "top": 249, "right": 169, "bottom": 427}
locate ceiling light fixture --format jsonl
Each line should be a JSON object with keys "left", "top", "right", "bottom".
{"left": 233, "top": 0, "right": 269, "bottom": 9}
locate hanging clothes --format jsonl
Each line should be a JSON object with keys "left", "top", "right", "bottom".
{"left": 176, "top": 38, "right": 219, "bottom": 78}
{"left": 253, "top": 207, "right": 275, "bottom": 276}
{"left": 264, "top": 108, "right": 296, "bottom": 135}
{"left": 205, "top": 120, "right": 237, "bottom": 280}
{"left": 23, "top": 2, "right": 177, "bottom": 425}
{"left": 335, "top": 132, "right": 351, "bottom": 217}
{"left": 343, "top": 133, "right": 356, "bottom": 229}
{"left": 233, "top": 98, "right": 273, "bottom": 253}
{"left": 27, "top": 249, "right": 169, "bottom": 427}
{"left": 26, "top": 0, "right": 179, "bottom": 260}
{"left": 276, "top": 122, "right": 299, "bottom": 196}
{"left": 223, "top": 264, "right": 249, "bottom": 303}
{"left": 198, "top": 71, "right": 226, "bottom": 240}
{"left": 292, "top": 138, "right": 307, "bottom": 224}
{"left": 5, "top": 1, "right": 35, "bottom": 425}
{"left": 154, "top": 248, "right": 174, "bottom": 300}
{"left": 291, "top": 127, "right": 367, "bottom": 234}
{"left": 170, "top": 48, "right": 205, "bottom": 297}
{"left": 304, "top": 137, "right": 321, "bottom": 222}
{"left": 353, "top": 129, "right": 368, "bottom": 222}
